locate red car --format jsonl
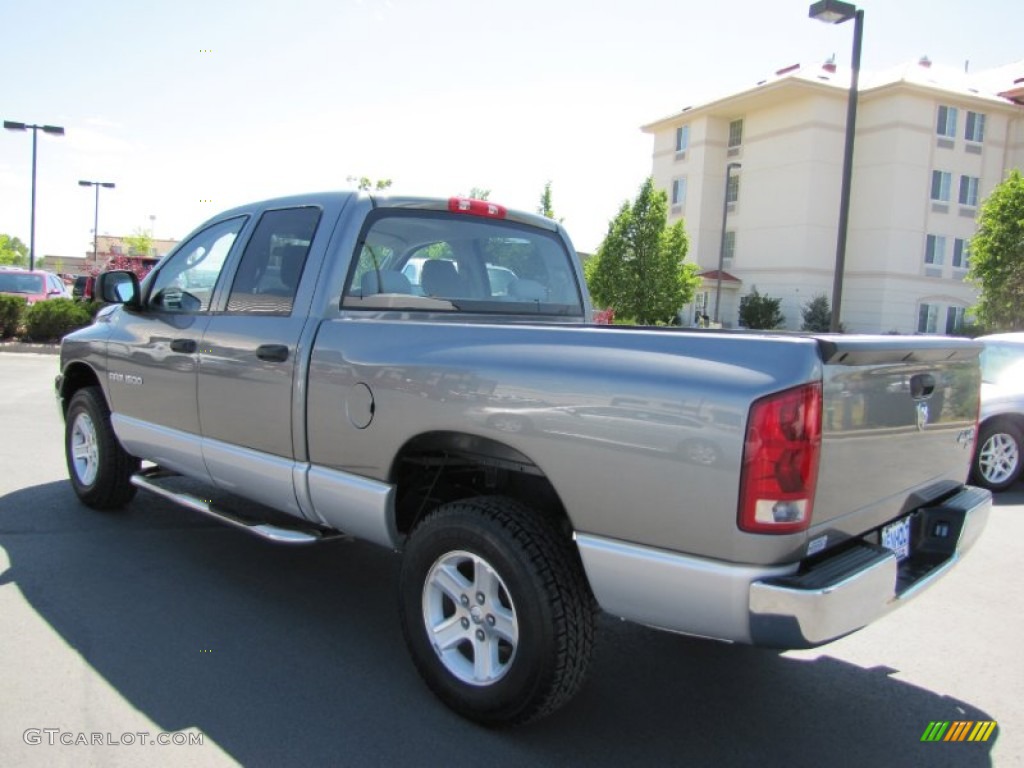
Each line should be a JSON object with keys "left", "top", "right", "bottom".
{"left": 0, "top": 269, "right": 71, "bottom": 305}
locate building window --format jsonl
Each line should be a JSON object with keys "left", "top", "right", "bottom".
{"left": 675, "top": 125, "right": 690, "bottom": 153}
{"left": 953, "top": 238, "right": 970, "bottom": 269}
{"left": 965, "top": 111, "right": 986, "bottom": 143}
{"left": 726, "top": 174, "right": 740, "bottom": 204}
{"left": 959, "top": 175, "right": 980, "bottom": 207}
{"left": 946, "top": 306, "right": 966, "bottom": 334}
{"left": 925, "top": 234, "right": 946, "bottom": 265}
{"left": 936, "top": 105, "right": 957, "bottom": 138}
{"left": 931, "top": 170, "right": 952, "bottom": 202}
{"left": 671, "top": 177, "right": 687, "bottom": 207}
{"left": 728, "top": 119, "right": 743, "bottom": 148}
{"left": 723, "top": 230, "right": 736, "bottom": 262}
{"left": 918, "top": 303, "right": 939, "bottom": 334}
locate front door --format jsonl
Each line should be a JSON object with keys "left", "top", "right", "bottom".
{"left": 106, "top": 216, "right": 248, "bottom": 478}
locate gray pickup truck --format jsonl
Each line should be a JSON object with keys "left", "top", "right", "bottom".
{"left": 57, "top": 191, "right": 990, "bottom": 725}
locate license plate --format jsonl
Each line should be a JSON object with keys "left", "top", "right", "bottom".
{"left": 881, "top": 517, "right": 912, "bottom": 561}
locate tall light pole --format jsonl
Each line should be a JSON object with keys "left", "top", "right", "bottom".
{"left": 809, "top": 0, "right": 863, "bottom": 332}
{"left": 4, "top": 120, "right": 66, "bottom": 271}
{"left": 79, "top": 180, "right": 116, "bottom": 265}
{"left": 714, "top": 162, "right": 742, "bottom": 324}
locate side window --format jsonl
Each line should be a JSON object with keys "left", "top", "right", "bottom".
{"left": 149, "top": 217, "right": 246, "bottom": 313}
{"left": 226, "top": 207, "right": 321, "bottom": 314}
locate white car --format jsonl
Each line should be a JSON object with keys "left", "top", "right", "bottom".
{"left": 971, "top": 332, "right": 1024, "bottom": 491}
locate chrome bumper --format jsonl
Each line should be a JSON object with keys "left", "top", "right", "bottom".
{"left": 576, "top": 485, "right": 990, "bottom": 649}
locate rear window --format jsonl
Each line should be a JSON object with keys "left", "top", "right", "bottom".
{"left": 342, "top": 210, "right": 583, "bottom": 317}
{"left": 980, "top": 341, "right": 1024, "bottom": 387}
{"left": 0, "top": 272, "right": 44, "bottom": 294}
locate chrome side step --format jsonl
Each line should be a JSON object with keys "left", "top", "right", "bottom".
{"left": 131, "top": 467, "right": 347, "bottom": 545}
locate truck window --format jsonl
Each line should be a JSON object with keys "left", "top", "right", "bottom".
{"left": 147, "top": 217, "right": 247, "bottom": 313}
{"left": 226, "top": 207, "right": 321, "bottom": 314}
{"left": 342, "top": 211, "right": 584, "bottom": 317}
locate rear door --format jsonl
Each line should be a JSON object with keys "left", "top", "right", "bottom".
{"left": 196, "top": 206, "right": 323, "bottom": 516}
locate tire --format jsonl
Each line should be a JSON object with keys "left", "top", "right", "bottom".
{"left": 399, "top": 496, "right": 596, "bottom": 726}
{"left": 972, "top": 419, "right": 1023, "bottom": 492}
{"left": 65, "top": 386, "right": 140, "bottom": 509}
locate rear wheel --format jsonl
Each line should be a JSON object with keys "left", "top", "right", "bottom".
{"left": 65, "top": 386, "right": 139, "bottom": 509}
{"left": 399, "top": 496, "right": 596, "bottom": 725}
{"left": 972, "top": 419, "right": 1022, "bottom": 492}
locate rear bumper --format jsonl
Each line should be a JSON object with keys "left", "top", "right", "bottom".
{"left": 576, "top": 485, "right": 990, "bottom": 649}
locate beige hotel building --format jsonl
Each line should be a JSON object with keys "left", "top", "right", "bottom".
{"left": 643, "top": 57, "right": 1024, "bottom": 333}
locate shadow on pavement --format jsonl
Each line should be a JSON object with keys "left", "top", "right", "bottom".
{"left": 0, "top": 481, "right": 997, "bottom": 768}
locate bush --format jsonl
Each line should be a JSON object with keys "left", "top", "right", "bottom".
{"left": 739, "top": 286, "right": 785, "bottom": 330}
{"left": 23, "top": 298, "right": 93, "bottom": 341}
{"left": 0, "top": 294, "right": 26, "bottom": 338}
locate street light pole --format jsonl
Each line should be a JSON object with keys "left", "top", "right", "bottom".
{"left": 4, "top": 120, "right": 66, "bottom": 271}
{"left": 79, "top": 180, "right": 116, "bottom": 266}
{"left": 809, "top": 0, "right": 863, "bottom": 332}
{"left": 714, "top": 162, "right": 742, "bottom": 324}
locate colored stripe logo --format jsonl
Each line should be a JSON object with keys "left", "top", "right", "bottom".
{"left": 921, "top": 721, "right": 997, "bottom": 742}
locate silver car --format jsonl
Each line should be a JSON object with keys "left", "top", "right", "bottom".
{"left": 971, "top": 332, "right": 1024, "bottom": 491}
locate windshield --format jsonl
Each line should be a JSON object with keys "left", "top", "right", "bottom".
{"left": 343, "top": 210, "right": 584, "bottom": 317}
{"left": 0, "top": 272, "right": 44, "bottom": 294}
{"left": 980, "top": 341, "right": 1024, "bottom": 388}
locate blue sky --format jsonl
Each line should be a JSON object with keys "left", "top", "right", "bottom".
{"left": 1, "top": 0, "right": 1020, "bottom": 259}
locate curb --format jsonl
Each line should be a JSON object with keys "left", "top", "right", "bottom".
{"left": 0, "top": 342, "right": 60, "bottom": 356}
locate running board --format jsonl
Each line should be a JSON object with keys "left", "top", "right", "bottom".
{"left": 131, "top": 468, "right": 346, "bottom": 545}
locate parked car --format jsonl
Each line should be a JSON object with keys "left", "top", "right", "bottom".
{"left": 71, "top": 275, "right": 94, "bottom": 301}
{"left": 57, "top": 191, "right": 990, "bottom": 725}
{"left": 0, "top": 270, "right": 70, "bottom": 305}
{"left": 971, "top": 332, "right": 1024, "bottom": 491}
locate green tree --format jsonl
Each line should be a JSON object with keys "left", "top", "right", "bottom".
{"left": 537, "top": 181, "right": 563, "bottom": 222}
{"left": 123, "top": 228, "right": 154, "bottom": 257}
{"left": 348, "top": 176, "right": 393, "bottom": 191}
{"left": 587, "top": 177, "right": 700, "bottom": 325}
{"left": 739, "top": 286, "right": 785, "bottom": 329}
{"left": 801, "top": 293, "right": 838, "bottom": 332}
{"left": 968, "top": 169, "right": 1024, "bottom": 330}
{"left": 0, "top": 234, "right": 29, "bottom": 267}
{"left": 465, "top": 187, "right": 490, "bottom": 200}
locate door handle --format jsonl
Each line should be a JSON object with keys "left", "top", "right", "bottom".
{"left": 256, "top": 344, "right": 289, "bottom": 363}
{"left": 910, "top": 373, "right": 936, "bottom": 400}
{"left": 170, "top": 339, "right": 197, "bottom": 354}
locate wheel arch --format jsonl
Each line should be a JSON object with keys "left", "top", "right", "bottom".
{"left": 388, "top": 430, "right": 574, "bottom": 541}
{"left": 980, "top": 411, "right": 1024, "bottom": 434}
{"left": 58, "top": 361, "right": 105, "bottom": 416}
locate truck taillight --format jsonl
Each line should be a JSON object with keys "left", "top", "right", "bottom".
{"left": 739, "top": 382, "right": 822, "bottom": 534}
{"left": 448, "top": 197, "right": 507, "bottom": 219}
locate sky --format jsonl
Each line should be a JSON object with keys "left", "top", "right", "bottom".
{"left": 1, "top": 0, "right": 1020, "bottom": 261}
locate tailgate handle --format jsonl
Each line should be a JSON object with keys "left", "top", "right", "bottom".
{"left": 170, "top": 339, "right": 197, "bottom": 354}
{"left": 910, "top": 373, "right": 936, "bottom": 400}
{"left": 257, "top": 344, "right": 289, "bottom": 363}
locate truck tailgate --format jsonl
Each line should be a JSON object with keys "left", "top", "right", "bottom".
{"left": 811, "top": 336, "right": 982, "bottom": 539}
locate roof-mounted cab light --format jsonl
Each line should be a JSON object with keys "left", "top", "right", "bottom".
{"left": 448, "top": 197, "right": 507, "bottom": 219}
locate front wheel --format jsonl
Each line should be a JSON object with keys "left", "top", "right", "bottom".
{"left": 972, "top": 419, "right": 1022, "bottom": 492}
{"left": 399, "top": 496, "right": 596, "bottom": 726}
{"left": 65, "top": 386, "right": 139, "bottom": 509}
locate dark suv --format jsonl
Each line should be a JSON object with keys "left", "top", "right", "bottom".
{"left": 71, "top": 275, "right": 94, "bottom": 301}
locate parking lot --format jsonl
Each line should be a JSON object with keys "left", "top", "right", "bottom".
{"left": 1, "top": 351, "right": 1021, "bottom": 767}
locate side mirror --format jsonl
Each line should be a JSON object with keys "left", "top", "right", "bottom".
{"left": 96, "top": 270, "right": 140, "bottom": 306}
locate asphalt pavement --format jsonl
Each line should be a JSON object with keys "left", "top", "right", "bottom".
{"left": 1, "top": 352, "right": 1021, "bottom": 767}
